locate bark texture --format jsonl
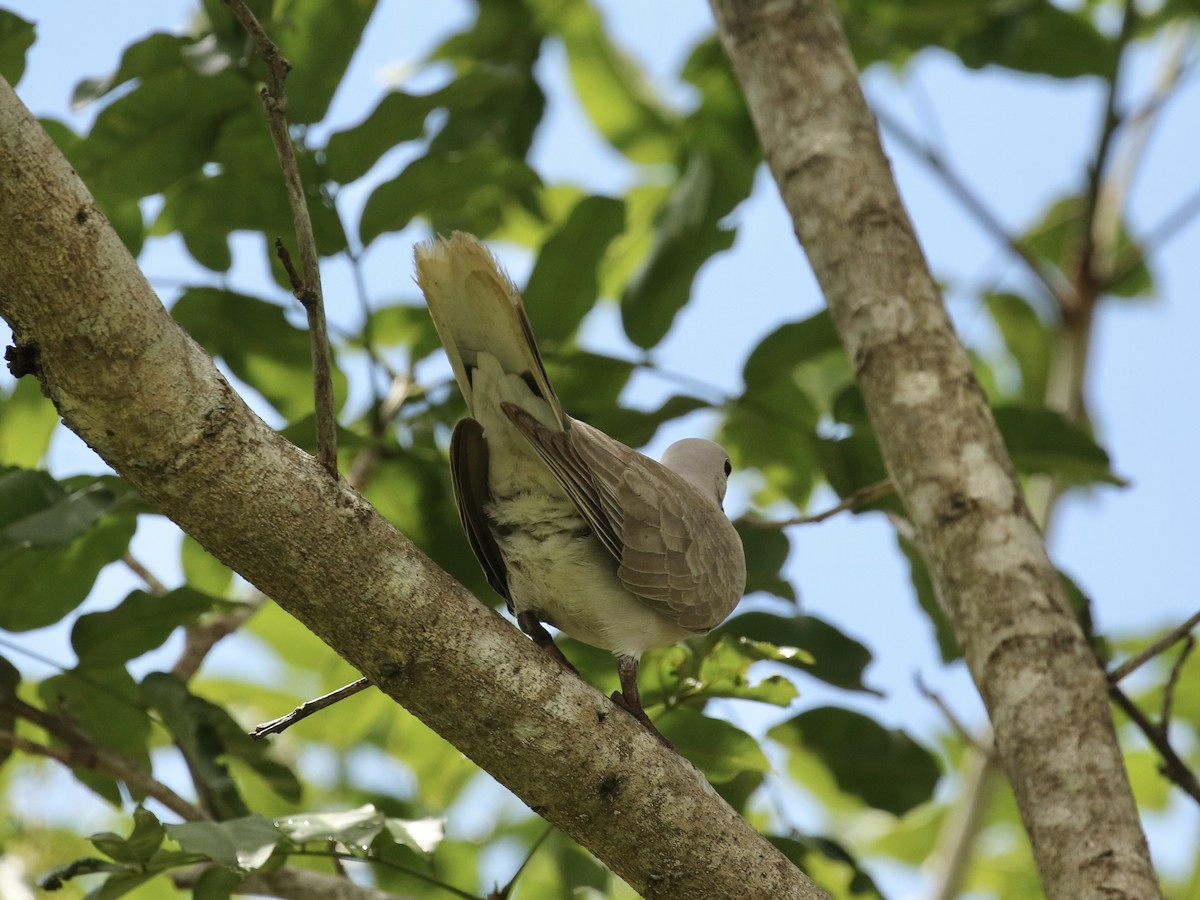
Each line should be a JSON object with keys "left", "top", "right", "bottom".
{"left": 708, "top": 2, "right": 1160, "bottom": 898}
{"left": 0, "top": 78, "right": 826, "bottom": 900}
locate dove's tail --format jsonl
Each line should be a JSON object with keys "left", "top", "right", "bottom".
{"left": 415, "top": 232, "right": 565, "bottom": 430}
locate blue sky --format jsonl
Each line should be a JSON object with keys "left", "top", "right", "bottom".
{"left": 3, "top": 1, "right": 1199, "bottom": 895}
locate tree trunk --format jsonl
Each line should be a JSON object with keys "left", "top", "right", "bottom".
{"left": 0, "top": 76, "right": 825, "bottom": 900}
{"left": 708, "top": 2, "right": 1160, "bottom": 898}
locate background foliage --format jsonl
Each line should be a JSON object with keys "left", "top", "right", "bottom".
{"left": 1, "top": 1, "right": 1198, "bottom": 897}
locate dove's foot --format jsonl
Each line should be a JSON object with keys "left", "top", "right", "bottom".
{"left": 612, "top": 655, "right": 674, "bottom": 749}
{"left": 517, "top": 611, "right": 579, "bottom": 675}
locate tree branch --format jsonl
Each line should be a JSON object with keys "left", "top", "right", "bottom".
{"left": 735, "top": 479, "right": 892, "bottom": 529}
{"left": 1108, "top": 609, "right": 1200, "bottom": 684}
{"left": 0, "top": 692, "right": 207, "bottom": 823}
{"left": 251, "top": 677, "right": 371, "bottom": 739}
{"left": 708, "top": 2, "right": 1160, "bottom": 897}
{"left": 0, "top": 77, "right": 823, "bottom": 900}
{"left": 221, "top": 0, "right": 338, "bottom": 477}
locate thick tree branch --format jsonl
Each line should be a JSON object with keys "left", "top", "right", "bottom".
{"left": 708, "top": 2, "right": 1160, "bottom": 898}
{"left": 0, "top": 77, "right": 823, "bottom": 900}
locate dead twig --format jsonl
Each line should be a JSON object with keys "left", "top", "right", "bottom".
{"left": 251, "top": 677, "right": 371, "bottom": 739}
{"left": 223, "top": 0, "right": 338, "bottom": 478}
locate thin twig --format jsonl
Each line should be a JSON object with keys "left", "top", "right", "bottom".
{"left": 914, "top": 673, "right": 992, "bottom": 756}
{"left": 251, "top": 677, "right": 371, "bottom": 739}
{"left": 873, "top": 105, "right": 1069, "bottom": 309}
{"left": 492, "top": 826, "right": 554, "bottom": 899}
{"left": 223, "top": 0, "right": 338, "bottom": 477}
{"left": 1072, "top": 0, "right": 1139, "bottom": 315}
{"left": 172, "top": 597, "right": 264, "bottom": 682}
{"left": 735, "top": 479, "right": 893, "bottom": 529}
{"left": 122, "top": 552, "right": 169, "bottom": 595}
{"left": 1107, "top": 609, "right": 1200, "bottom": 684}
{"left": 1108, "top": 685, "right": 1200, "bottom": 806}
{"left": 1160, "top": 635, "right": 1193, "bottom": 728}
{"left": 0, "top": 697, "right": 207, "bottom": 822}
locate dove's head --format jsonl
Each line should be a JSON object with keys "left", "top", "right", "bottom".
{"left": 661, "top": 438, "right": 733, "bottom": 508}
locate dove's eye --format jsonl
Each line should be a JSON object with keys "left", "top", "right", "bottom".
{"left": 723, "top": 459, "right": 732, "bottom": 477}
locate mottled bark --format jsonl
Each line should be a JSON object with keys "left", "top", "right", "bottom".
{"left": 708, "top": 2, "right": 1159, "bottom": 898}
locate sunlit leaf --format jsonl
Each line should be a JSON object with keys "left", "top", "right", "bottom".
{"left": 717, "top": 611, "right": 877, "bottom": 693}
{"left": 0, "top": 378, "right": 60, "bottom": 468}
{"left": 166, "top": 816, "right": 281, "bottom": 872}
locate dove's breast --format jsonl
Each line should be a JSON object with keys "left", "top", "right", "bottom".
{"left": 488, "top": 491, "right": 695, "bottom": 658}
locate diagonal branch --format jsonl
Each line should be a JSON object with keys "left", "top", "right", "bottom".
{"left": 708, "top": 1, "right": 1161, "bottom": 897}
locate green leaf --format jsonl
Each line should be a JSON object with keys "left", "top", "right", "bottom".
{"left": 72, "top": 69, "right": 250, "bottom": 202}
{"left": 0, "top": 470, "right": 115, "bottom": 549}
{"left": 523, "top": 195, "right": 626, "bottom": 345}
{"left": 717, "top": 611, "right": 877, "bottom": 694}
{"left": 993, "top": 404, "right": 1126, "bottom": 486}
{"left": 181, "top": 534, "right": 235, "bottom": 597}
{"left": 359, "top": 144, "right": 542, "bottom": 244}
{"left": 955, "top": 2, "right": 1117, "bottom": 79}
{"left": 898, "top": 536, "right": 958, "bottom": 662}
{"left": 0, "top": 10, "right": 34, "bottom": 90}
{"left": 170, "top": 287, "right": 347, "bottom": 421}
{"left": 769, "top": 707, "right": 941, "bottom": 815}
{"left": 270, "top": 0, "right": 377, "bottom": 125}
{"left": 194, "top": 866, "right": 248, "bottom": 900}
{"left": 552, "top": 2, "right": 677, "bottom": 164}
{"left": 0, "top": 378, "right": 60, "bottom": 467}
{"left": 656, "top": 707, "right": 771, "bottom": 784}
{"left": 736, "top": 525, "right": 795, "bottom": 601}
{"left": 0, "top": 512, "right": 136, "bottom": 631}
{"left": 1023, "top": 195, "right": 1153, "bottom": 299}
{"left": 141, "top": 672, "right": 301, "bottom": 816}
{"left": 325, "top": 66, "right": 528, "bottom": 184}
{"left": 0, "top": 654, "right": 19, "bottom": 770}
{"left": 89, "top": 807, "right": 165, "bottom": 864}
{"left": 72, "top": 588, "right": 224, "bottom": 667}
{"left": 984, "top": 292, "right": 1053, "bottom": 402}
{"left": 587, "top": 394, "right": 709, "bottom": 452}
{"left": 39, "top": 667, "right": 152, "bottom": 805}
{"left": 621, "top": 152, "right": 736, "bottom": 348}
{"left": 71, "top": 32, "right": 194, "bottom": 108}
{"left": 769, "top": 834, "right": 883, "bottom": 898}
{"left": 166, "top": 816, "right": 281, "bottom": 872}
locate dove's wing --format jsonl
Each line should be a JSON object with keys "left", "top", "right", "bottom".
{"left": 449, "top": 417, "right": 510, "bottom": 605}
{"left": 502, "top": 404, "right": 745, "bottom": 633}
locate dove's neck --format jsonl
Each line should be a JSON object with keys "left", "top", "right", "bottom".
{"left": 660, "top": 439, "right": 730, "bottom": 508}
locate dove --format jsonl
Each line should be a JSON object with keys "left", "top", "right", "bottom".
{"left": 415, "top": 232, "right": 746, "bottom": 745}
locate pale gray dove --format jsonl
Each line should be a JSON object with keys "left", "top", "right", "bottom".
{"left": 415, "top": 232, "right": 746, "bottom": 745}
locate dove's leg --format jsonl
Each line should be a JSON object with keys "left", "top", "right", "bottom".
{"left": 611, "top": 655, "right": 672, "bottom": 748}
{"left": 516, "top": 611, "right": 579, "bottom": 675}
